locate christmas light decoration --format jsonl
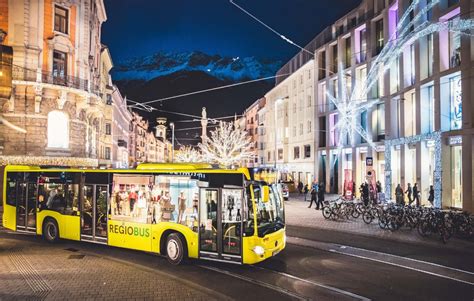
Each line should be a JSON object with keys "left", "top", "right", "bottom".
{"left": 174, "top": 146, "right": 203, "bottom": 163}
{"left": 198, "top": 121, "right": 254, "bottom": 168}
{"left": 0, "top": 156, "right": 98, "bottom": 167}
{"left": 328, "top": 0, "right": 473, "bottom": 158}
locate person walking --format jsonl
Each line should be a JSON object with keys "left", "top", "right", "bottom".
{"left": 413, "top": 183, "right": 420, "bottom": 207}
{"left": 428, "top": 185, "right": 434, "bottom": 206}
{"left": 298, "top": 181, "right": 304, "bottom": 194}
{"left": 395, "top": 184, "right": 404, "bottom": 205}
{"left": 352, "top": 181, "right": 356, "bottom": 200}
{"left": 317, "top": 182, "right": 325, "bottom": 210}
{"left": 303, "top": 184, "right": 309, "bottom": 202}
{"left": 308, "top": 187, "right": 317, "bottom": 208}
{"left": 405, "top": 183, "right": 413, "bottom": 205}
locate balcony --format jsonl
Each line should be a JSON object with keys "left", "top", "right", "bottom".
{"left": 12, "top": 65, "right": 90, "bottom": 93}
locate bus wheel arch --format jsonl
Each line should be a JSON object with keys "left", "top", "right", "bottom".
{"left": 160, "top": 230, "right": 188, "bottom": 265}
{"left": 42, "top": 217, "right": 60, "bottom": 243}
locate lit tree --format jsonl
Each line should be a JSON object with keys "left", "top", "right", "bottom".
{"left": 174, "top": 146, "right": 203, "bottom": 163}
{"left": 198, "top": 121, "right": 254, "bottom": 168}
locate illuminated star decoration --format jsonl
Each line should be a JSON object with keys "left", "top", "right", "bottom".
{"left": 327, "top": 0, "right": 474, "bottom": 158}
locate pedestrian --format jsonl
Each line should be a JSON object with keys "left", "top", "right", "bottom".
{"left": 317, "top": 182, "right": 325, "bottom": 210}
{"left": 405, "top": 183, "right": 413, "bottom": 205}
{"left": 428, "top": 185, "right": 434, "bottom": 206}
{"left": 376, "top": 181, "right": 382, "bottom": 193}
{"left": 308, "top": 187, "right": 317, "bottom": 208}
{"left": 362, "top": 183, "right": 369, "bottom": 206}
{"left": 352, "top": 181, "right": 356, "bottom": 199}
{"left": 303, "top": 184, "right": 309, "bottom": 202}
{"left": 298, "top": 181, "right": 303, "bottom": 194}
{"left": 395, "top": 184, "right": 404, "bottom": 205}
{"left": 413, "top": 183, "right": 420, "bottom": 207}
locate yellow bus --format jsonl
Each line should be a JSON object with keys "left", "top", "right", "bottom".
{"left": 2, "top": 164, "right": 285, "bottom": 265}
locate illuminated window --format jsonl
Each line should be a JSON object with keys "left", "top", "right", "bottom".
{"left": 48, "top": 111, "right": 69, "bottom": 149}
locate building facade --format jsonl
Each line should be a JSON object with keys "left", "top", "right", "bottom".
{"left": 251, "top": 0, "right": 473, "bottom": 211}
{"left": 240, "top": 97, "right": 265, "bottom": 167}
{"left": 97, "top": 45, "right": 113, "bottom": 167}
{"left": 260, "top": 61, "right": 316, "bottom": 186}
{"left": 111, "top": 86, "right": 131, "bottom": 168}
{"left": 0, "top": 0, "right": 107, "bottom": 167}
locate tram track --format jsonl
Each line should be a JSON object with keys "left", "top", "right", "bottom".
{"left": 196, "top": 263, "right": 371, "bottom": 300}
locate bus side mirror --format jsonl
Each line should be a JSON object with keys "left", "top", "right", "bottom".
{"left": 262, "top": 186, "right": 270, "bottom": 203}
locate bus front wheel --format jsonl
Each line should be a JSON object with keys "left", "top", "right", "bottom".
{"left": 43, "top": 218, "right": 60, "bottom": 243}
{"left": 165, "top": 233, "right": 187, "bottom": 265}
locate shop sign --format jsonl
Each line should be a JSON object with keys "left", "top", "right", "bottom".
{"left": 359, "top": 146, "right": 368, "bottom": 153}
{"left": 375, "top": 145, "right": 385, "bottom": 152}
{"left": 426, "top": 140, "right": 435, "bottom": 148}
{"left": 448, "top": 136, "right": 462, "bottom": 145}
{"left": 366, "top": 157, "right": 373, "bottom": 166}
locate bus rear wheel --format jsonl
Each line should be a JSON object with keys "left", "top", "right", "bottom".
{"left": 165, "top": 233, "right": 187, "bottom": 265}
{"left": 43, "top": 219, "right": 59, "bottom": 243}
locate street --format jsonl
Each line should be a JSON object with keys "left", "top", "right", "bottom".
{"left": 1, "top": 195, "right": 473, "bottom": 301}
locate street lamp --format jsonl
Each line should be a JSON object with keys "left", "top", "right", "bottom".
{"left": 170, "top": 122, "right": 175, "bottom": 162}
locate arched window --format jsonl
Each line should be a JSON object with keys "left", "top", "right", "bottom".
{"left": 48, "top": 111, "right": 69, "bottom": 148}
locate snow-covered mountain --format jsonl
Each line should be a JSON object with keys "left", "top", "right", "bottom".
{"left": 113, "top": 51, "right": 282, "bottom": 82}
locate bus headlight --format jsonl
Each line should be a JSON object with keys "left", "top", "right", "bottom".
{"left": 253, "top": 246, "right": 265, "bottom": 256}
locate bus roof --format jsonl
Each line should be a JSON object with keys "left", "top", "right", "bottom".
{"left": 4, "top": 163, "right": 251, "bottom": 180}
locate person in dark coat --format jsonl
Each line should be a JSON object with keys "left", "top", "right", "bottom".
{"left": 413, "top": 183, "right": 420, "bottom": 207}
{"left": 317, "top": 183, "right": 325, "bottom": 209}
{"left": 395, "top": 184, "right": 404, "bottom": 205}
{"left": 362, "top": 183, "right": 369, "bottom": 206}
{"left": 298, "top": 181, "right": 304, "bottom": 194}
{"left": 303, "top": 184, "right": 309, "bottom": 202}
{"left": 428, "top": 185, "right": 434, "bottom": 206}
{"left": 405, "top": 183, "right": 413, "bottom": 205}
{"left": 308, "top": 187, "right": 317, "bottom": 208}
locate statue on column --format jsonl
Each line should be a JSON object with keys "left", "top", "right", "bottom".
{"left": 201, "top": 107, "right": 208, "bottom": 143}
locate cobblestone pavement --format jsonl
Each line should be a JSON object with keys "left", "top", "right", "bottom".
{"left": 0, "top": 235, "right": 216, "bottom": 301}
{"left": 285, "top": 193, "right": 472, "bottom": 247}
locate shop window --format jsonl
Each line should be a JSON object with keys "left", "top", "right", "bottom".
{"left": 48, "top": 111, "right": 69, "bottom": 149}
{"left": 54, "top": 6, "right": 69, "bottom": 34}
{"left": 304, "top": 145, "right": 311, "bottom": 158}
{"left": 451, "top": 145, "right": 462, "bottom": 208}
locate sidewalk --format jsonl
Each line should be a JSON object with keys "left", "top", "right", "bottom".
{"left": 0, "top": 235, "right": 216, "bottom": 300}
{"left": 284, "top": 193, "right": 473, "bottom": 248}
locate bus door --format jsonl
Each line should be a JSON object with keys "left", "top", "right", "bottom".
{"left": 198, "top": 188, "right": 242, "bottom": 263}
{"left": 16, "top": 179, "right": 37, "bottom": 232}
{"left": 81, "top": 184, "right": 108, "bottom": 243}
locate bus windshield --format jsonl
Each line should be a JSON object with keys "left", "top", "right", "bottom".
{"left": 244, "top": 183, "right": 285, "bottom": 237}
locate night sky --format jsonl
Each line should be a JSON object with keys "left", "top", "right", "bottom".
{"left": 102, "top": 0, "right": 362, "bottom": 62}
{"left": 102, "top": 0, "right": 361, "bottom": 142}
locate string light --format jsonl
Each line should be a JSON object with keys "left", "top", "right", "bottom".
{"left": 198, "top": 121, "right": 254, "bottom": 168}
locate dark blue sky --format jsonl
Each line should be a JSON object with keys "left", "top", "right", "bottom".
{"left": 102, "top": 0, "right": 362, "bottom": 62}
